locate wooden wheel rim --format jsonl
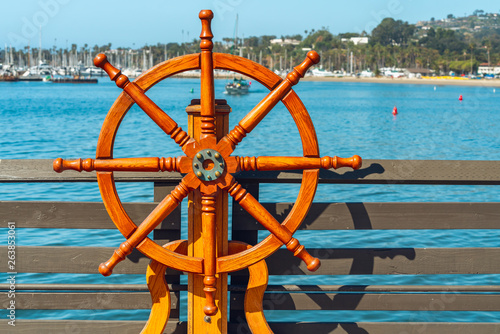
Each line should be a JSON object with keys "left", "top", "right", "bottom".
{"left": 96, "top": 53, "right": 320, "bottom": 274}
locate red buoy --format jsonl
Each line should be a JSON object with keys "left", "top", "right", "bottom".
{"left": 459, "top": 95, "right": 463, "bottom": 101}
{"left": 392, "top": 106, "right": 398, "bottom": 116}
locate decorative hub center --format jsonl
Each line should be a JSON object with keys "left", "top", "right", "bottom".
{"left": 192, "top": 149, "right": 225, "bottom": 181}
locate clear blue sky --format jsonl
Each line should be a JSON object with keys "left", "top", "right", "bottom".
{"left": 2, "top": 0, "right": 499, "bottom": 49}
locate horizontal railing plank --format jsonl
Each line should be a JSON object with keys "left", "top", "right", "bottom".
{"left": 2, "top": 283, "right": 499, "bottom": 293}
{"left": 0, "top": 292, "right": 179, "bottom": 311}
{"left": 0, "top": 246, "right": 180, "bottom": 275}
{"left": 0, "top": 159, "right": 182, "bottom": 183}
{"left": 234, "top": 202, "right": 500, "bottom": 230}
{"left": 2, "top": 159, "right": 500, "bottom": 184}
{"left": 2, "top": 321, "right": 498, "bottom": 334}
{"left": 231, "top": 293, "right": 500, "bottom": 311}
{"left": 236, "top": 159, "right": 500, "bottom": 185}
{"left": 235, "top": 248, "right": 500, "bottom": 275}
{"left": 8, "top": 246, "right": 500, "bottom": 275}
{"left": 0, "top": 321, "right": 185, "bottom": 334}
{"left": 0, "top": 201, "right": 179, "bottom": 229}
{"left": 266, "top": 322, "right": 500, "bottom": 334}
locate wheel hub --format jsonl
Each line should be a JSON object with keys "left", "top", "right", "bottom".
{"left": 192, "top": 148, "right": 225, "bottom": 181}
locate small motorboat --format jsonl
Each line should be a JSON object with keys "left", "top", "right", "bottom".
{"left": 225, "top": 78, "right": 250, "bottom": 95}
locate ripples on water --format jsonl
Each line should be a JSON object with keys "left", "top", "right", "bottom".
{"left": 1, "top": 78, "right": 500, "bottom": 322}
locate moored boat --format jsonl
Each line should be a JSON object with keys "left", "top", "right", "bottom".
{"left": 225, "top": 78, "right": 250, "bottom": 94}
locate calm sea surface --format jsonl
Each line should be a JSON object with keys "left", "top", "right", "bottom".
{"left": 1, "top": 78, "right": 499, "bottom": 323}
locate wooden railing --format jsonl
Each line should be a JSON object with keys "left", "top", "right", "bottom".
{"left": 1, "top": 159, "right": 500, "bottom": 333}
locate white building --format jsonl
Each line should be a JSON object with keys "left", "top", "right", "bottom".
{"left": 341, "top": 37, "right": 369, "bottom": 45}
{"left": 478, "top": 63, "right": 500, "bottom": 75}
{"left": 270, "top": 38, "right": 301, "bottom": 46}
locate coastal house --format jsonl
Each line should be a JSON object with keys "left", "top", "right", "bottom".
{"left": 269, "top": 38, "right": 301, "bottom": 46}
{"left": 406, "top": 67, "right": 434, "bottom": 78}
{"left": 340, "top": 37, "right": 369, "bottom": 45}
{"left": 478, "top": 63, "right": 500, "bottom": 75}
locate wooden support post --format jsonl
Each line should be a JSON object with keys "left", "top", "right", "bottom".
{"left": 187, "top": 99, "right": 231, "bottom": 334}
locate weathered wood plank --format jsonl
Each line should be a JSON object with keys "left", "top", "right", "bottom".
{"left": 265, "top": 322, "right": 500, "bottom": 334}
{"left": 0, "top": 246, "right": 180, "bottom": 275}
{"left": 0, "top": 283, "right": 184, "bottom": 291}
{"left": 233, "top": 248, "right": 500, "bottom": 275}
{"left": 234, "top": 202, "right": 500, "bottom": 230}
{"left": 2, "top": 159, "right": 500, "bottom": 184}
{"left": 5, "top": 201, "right": 498, "bottom": 230}
{"left": 3, "top": 283, "right": 499, "bottom": 293}
{"left": 231, "top": 293, "right": 500, "bottom": 311}
{"left": 2, "top": 321, "right": 498, "bottom": 334}
{"left": 0, "top": 292, "right": 179, "bottom": 311}
{"left": 8, "top": 246, "right": 500, "bottom": 275}
{"left": 235, "top": 159, "right": 500, "bottom": 184}
{"left": 0, "top": 321, "right": 185, "bottom": 334}
{"left": 0, "top": 201, "right": 180, "bottom": 229}
{"left": 0, "top": 159, "right": 182, "bottom": 183}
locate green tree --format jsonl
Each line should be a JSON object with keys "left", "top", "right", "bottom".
{"left": 370, "top": 18, "right": 415, "bottom": 46}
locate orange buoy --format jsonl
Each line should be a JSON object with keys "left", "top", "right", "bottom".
{"left": 459, "top": 95, "right": 463, "bottom": 101}
{"left": 392, "top": 106, "right": 398, "bottom": 116}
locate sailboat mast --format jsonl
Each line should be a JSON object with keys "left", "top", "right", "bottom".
{"left": 233, "top": 14, "right": 238, "bottom": 55}
{"left": 39, "top": 25, "right": 42, "bottom": 64}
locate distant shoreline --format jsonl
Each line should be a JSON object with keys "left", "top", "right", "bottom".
{"left": 301, "top": 76, "right": 500, "bottom": 87}
{"left": 171, "top": 73, "right": 500, "bottom": 88}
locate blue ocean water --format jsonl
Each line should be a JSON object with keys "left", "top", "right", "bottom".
{"left": 1, "top": 78, "right": 500, "bottom": 323}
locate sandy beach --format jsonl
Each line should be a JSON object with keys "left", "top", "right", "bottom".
{"left": 302, "top": 76, "right": 500, "bottom": 87}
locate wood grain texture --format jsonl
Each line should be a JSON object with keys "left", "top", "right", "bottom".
{"left": 99, "top": 177, "right": 193, "bottom": 276}
{"left": 231, "top": 292, "right": 500, "bottom": 311}
{"left": 187, "top": 93, "right": 229, "bottom": 333}
{"left": 238, "top": 155, "right": 361, "bottom": 171}
{"left": 0, "top": 292, "right": 179, "bottom": 311}
{"left": 141, "top": 240, "right": 188, "bottom": 334}
{"left": 97, "top": 172, "right": 203, "bottom": 274}
{"left": 54, "top": 157, "right": 186, "bottom": 173}
{"left": 248, "top": 247, "right": 500, "bottom": 275}
{"left": 10, "top": 246, "right": 500, "bottom": 275}
{"left": 216, "top": 52, "right": 318, "bottom": 156}
{"left": 3, "top": 321, "right": 498, "bottom": 334}
{"left": 0, "top": 320, "right": 186, "bottom": 334}
{"left": 5, "top": 159, "right": 500, "bottom": 184}
{"left": 218, "top": 170, "right": 319, "bottom": 274}
{"left": 0, "top": 201, "right": 176, "bottom": 229}
{"left": 228, "top": 241, "right": 272, "bottom": 334}
{"left": 199, "top": 10, "right": 216, "bottom": 142}
{"left": 233, "top": 202, "right": 500, "bottom": 230}
{"left": 1, "top": 246, "right": 169, "bottom": 274}
{"left": 201, "top": 193, "right": 218, "bottom": 316}
{"left": 227, "top": 180, "right": 320, "bottom": 271}
{"left": 94, "top": 54, "right": 194, "bottom": 152}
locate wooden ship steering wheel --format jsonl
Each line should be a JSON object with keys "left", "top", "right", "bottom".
{"left": 54, "top": 9, "right": 361, "bottom": 334}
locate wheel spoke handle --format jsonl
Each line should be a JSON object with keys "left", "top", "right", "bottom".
{"left": 94, "top": 54, "right": 193, "bottom": 150}
{"left": 199, "top": 10, "right": 216, "bottom": 141}
{"left": 238, "top": 155, "right": 362, "bottom": 171}
{"left": 53, "top": 157, "right": 186, "bottom": 173}
{"left": 99, "top": 178, "right": 191, "bottom": 276}
{"left": 217, "top": 51, "right": 320, "bottom": 156}
{"left": 228, "top": 181, "right": 320, "bottom": 272}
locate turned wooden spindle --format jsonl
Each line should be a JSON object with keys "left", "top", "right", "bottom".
{"left": 237, "top": 155, "right": 363, "bottom": 171}
{"left": 220, "top": 51, "right": 320, "bottom": 155}
{"left": 53, "top": 157, "right": 181, "bottom": 173}
{"left": 228, "top": 180, "right": 320, "bottom": 271}
{"left": 99, "top": 179, "right": 191, "bottom": 276}
{"left": 199, "top": 10, "right": 216, "bottom": 140}
{"left": 201, "top": 193, "right": 218, "bottom": 316}
{"left": 321, "top": 155, "right": 362, "bottom": 170}
{"left": 94, "top": 54, "right": 192, "bottom": 149}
